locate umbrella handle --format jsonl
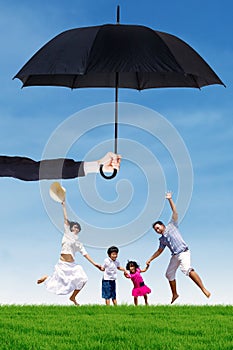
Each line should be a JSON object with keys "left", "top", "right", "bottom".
{"left": 99, "top": 164, "right": 117, "bottom": 180}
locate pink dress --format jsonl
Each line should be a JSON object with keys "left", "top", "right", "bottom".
{"left": 128, "top": 268, "right": 151, "bottom": 297}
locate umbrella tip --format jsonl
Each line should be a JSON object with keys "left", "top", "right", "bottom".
{"left": 116, "top": 5, "right": 120, "bottom": 24}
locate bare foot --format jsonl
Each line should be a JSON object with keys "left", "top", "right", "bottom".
{"left": 171, "top": 294, "right": 179, "bottom": 304}
{"left": 37, "top": 275, "right": 48, "bottom": 284}
{"left": 203, "top": 289, "right": 211, "bottom": 298}
{"left": 70, "top": 297, "right": 79, "bottom": 306}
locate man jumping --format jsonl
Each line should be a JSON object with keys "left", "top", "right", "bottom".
{"left": 146, "top": 192, "right": 211, "bottom": 304}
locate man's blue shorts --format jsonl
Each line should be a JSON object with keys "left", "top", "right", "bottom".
{"left": 102, "top": 279, "right": 116, "bottom": 300}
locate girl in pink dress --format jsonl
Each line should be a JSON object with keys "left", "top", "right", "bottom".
{"left": 125, "top": 261, "right": 151, "bottom": 305}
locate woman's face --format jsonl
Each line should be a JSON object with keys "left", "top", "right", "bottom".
{"left": 71, "top": 224, "right": 80, "bottom": 235}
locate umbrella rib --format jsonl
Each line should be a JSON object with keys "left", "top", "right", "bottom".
{"left": 188, "top": 74, "right": 201, "bottom": 89}
{"left": 136, "top": 72, "right": 141, "bottom": 90}
{"left": 71, "top": 75, "right": 77, "bottom": 90}
{"left": 155, "top": 31, "right": 185, "bottom": 74}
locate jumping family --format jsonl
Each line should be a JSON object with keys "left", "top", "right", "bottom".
{"left": 38, "top": 190, "right": 210, "bottom": 306}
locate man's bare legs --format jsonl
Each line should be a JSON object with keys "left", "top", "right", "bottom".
{"left": 169, "top": 280, "right": 179, "bottom": 304}
{"left": 169, "top": 271, "right": 210, "bottom": 304}
{"left": 189, "top": 270, "right": 211, "bottom": 298}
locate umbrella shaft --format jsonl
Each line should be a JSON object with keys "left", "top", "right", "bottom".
{"left": 114, "top": 101, "right": 118, "bottom": 153}
{"left": 115, "top": 7, "right": 120, "bottom": 153}
{"left": 114, "top": 73, "right": 119, "bottom": 154}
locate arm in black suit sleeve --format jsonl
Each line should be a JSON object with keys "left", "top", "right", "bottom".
{"left": 0, "top": 156, "right": 85, "bottom": 181}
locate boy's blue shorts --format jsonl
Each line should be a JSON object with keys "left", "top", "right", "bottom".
{"left": 102, "top": 279, "right": 116, "bottom": 300}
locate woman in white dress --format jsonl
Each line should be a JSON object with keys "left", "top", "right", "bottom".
{"left": 37, "top": 200, "right": 102, "bottom": 305}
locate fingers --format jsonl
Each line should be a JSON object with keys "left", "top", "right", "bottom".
{"left": 165, "top": 191, "right": 172, "bottom": 198}
{"left": 112, "top": 155, "right": 121, "bottom": 168}
{"left": 95, "top": 264, "right": 105, "bottom": 271}
{"left": 104, "top": 152, "right": 121, "bottom": 163}
{"left": 100, "top": 152, "right": 122, "bottom": 171}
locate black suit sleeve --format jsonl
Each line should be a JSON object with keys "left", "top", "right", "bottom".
{"left": 0, "top": 156, "right": 85, "bottom": 181}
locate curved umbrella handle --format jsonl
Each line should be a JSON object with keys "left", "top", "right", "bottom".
{"left": 99, "top": 164, "right": 117, "bottom": 180}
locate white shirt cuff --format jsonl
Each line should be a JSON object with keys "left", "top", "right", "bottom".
{"left": 84, "top": 161, "right": 99, "bottom": 175}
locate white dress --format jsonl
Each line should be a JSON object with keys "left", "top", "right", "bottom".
{"left": 44, "top": 224, "right": 88, "bottom": 295}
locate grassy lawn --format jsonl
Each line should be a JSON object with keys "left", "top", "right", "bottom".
{"left": 0, "top": 305, "right": 232, "bottom": 349}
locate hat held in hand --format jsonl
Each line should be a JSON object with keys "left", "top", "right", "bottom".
{"left": 49, "top": 182, "right": 66, "bottom": 203}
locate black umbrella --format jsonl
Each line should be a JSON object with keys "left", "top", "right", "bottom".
{"left": 14, "top": 6, "right": 224, "bottom": 179}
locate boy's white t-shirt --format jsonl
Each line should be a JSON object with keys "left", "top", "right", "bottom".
{"left": 103, "top": 257, "right": 120, "bottom": 280}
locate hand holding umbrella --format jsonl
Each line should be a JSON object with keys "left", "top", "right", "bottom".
{"left": 98, "top": 152, "right": 121, "bottom": 179}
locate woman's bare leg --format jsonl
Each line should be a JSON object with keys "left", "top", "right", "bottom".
{"left": 37, "top": 275, "right": 48, "bottom": 284}
{"left": 70, "top": 289, "right": 81, "bottom": 305}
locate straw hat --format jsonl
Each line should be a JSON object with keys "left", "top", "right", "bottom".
{"left": 49, "top": 182, "right": 66, "bottom": 203}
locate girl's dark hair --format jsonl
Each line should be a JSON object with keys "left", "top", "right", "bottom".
{"left": 107, "top": 246, "right": 119, "bottom": 256}
{"left": 126, "top": 260, "right": 139, "bottom": 270}
{"left": 69, "top": 221, "right": 81, "bottom": 232}
{"left": 152, "top": 220, "right": 164, "bottom": 229}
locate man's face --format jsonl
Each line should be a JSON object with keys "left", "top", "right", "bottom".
{"left": 153, "top": 223, "right": 165, "bottom": 235}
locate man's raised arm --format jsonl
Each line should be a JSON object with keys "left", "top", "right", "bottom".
{"left": 166, "top": 192, "right": 178, "bottom": 222}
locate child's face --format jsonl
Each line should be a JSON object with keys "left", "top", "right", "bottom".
{"left": 129, "top": 264, "right": 136, "bottom": 273}
{"left": 109, "top": 252, "right": 118, "bottom": 261}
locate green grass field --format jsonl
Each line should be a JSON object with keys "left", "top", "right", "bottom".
{"left": 0, "top": 305, "right": 232, "bottom": 350}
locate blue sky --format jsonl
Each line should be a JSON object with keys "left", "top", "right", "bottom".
{"left": 0, "top": 0, "right": 232, "bottom": 305}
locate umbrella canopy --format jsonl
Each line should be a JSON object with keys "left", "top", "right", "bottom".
{"left": 15, "top": 24, "right": 223, "bottom": 90}
{"left": 14, "top": 13, "right": 224, "bottom": 178}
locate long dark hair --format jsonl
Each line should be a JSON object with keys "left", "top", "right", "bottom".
{"left": 69, "top": 221, "right": 81, "bottom": 232}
